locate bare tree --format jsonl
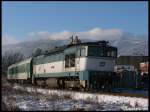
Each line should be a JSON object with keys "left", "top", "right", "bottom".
{"left": 2, "top": 51, "right": 24, "bottom": 77}
{"left": 31, "top": 48, "right": 43, "bottom": 57}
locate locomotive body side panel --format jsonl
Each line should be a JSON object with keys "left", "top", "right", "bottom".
{"left": 33, "top": 61, "right": 64, "bottom": 75}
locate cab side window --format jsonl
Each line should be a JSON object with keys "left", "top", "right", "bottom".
{"left": 65, "top": 53, "right": 75, "bottom": 68}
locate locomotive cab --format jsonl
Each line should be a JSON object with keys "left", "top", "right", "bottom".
{"left": 84, "top": 41, "right": 117, "bottom": 91}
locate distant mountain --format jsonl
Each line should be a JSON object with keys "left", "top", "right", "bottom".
{"left": 109, "top": 38, "right": 148, "bottom": 56}
{"left": 2, "top": 37, "right": 148, "bottom": 58}
{"left": 2, "top": 39, "right": 69, "bottom": 57}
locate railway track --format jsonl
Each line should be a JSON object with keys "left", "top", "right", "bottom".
{"left": 11, "top": 82, "right": 148, "bottom": 99}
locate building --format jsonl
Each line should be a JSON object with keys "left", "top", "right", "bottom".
{"left": 114, "top": 65, "right": 136, "bottom": 73}
{"left": 116, "top": 56, "right": 148, "bottom": 71}
{"left": 140, "top": 62, "right": 149, "bottom": 75}
{"left": 115, "top": 56, "right": 149, "bottom": 89}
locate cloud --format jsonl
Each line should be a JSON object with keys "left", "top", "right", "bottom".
{"left": 2, "top": 34, "right": 19, "bottom": 45}
{"left": 49, "top": 30, "right": 72, "bottom": 40}
{"left": 4, "top": 28, "right": 146, "bottom": 45}
{"left": 77, "top": 28, "right": 123, "bottom": 40}
{"left": 28, "top": 30, "right": 72, "bottom": 41}
{"left": 27, "top": 27, "right": 123, "bottom": 41}
{"left": 28, "top": 31, "right": 50, "bottom": 41}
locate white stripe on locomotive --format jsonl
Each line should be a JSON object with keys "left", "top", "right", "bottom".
{"left": 33, "top": 57, "right": 115, "bottom": 74}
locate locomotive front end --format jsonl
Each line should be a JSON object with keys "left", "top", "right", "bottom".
{"left": 80, "top": 41, "right": 118, "bottom": 91}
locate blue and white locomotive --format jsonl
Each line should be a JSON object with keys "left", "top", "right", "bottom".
{"left": 7, "top": 36, "right": 117, "bottom": 90}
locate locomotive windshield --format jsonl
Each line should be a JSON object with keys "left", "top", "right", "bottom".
{"left": 88, "top": 46, "right": 117, "bottom": 58}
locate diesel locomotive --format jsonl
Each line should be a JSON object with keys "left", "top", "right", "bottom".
{"left": 7, "top": 37, "right": 117, "bottom": 90}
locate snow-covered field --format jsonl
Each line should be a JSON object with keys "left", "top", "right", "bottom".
{"left": 2, "top": 83, "right": 148, "bottom": 111}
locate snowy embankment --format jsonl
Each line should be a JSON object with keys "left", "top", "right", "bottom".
{"left": 13, "top": 84, "right": 148, "bottom": 110}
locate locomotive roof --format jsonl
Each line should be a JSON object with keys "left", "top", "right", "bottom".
{"left": 8, "top": 57, "right": 32, "bottom": 69}
{"left": 43, "top": 40, "right": 117, "bottom": 56}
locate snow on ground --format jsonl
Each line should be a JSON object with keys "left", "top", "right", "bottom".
{"left": 2, "top": 83, "right": 148, "bottom": 111}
